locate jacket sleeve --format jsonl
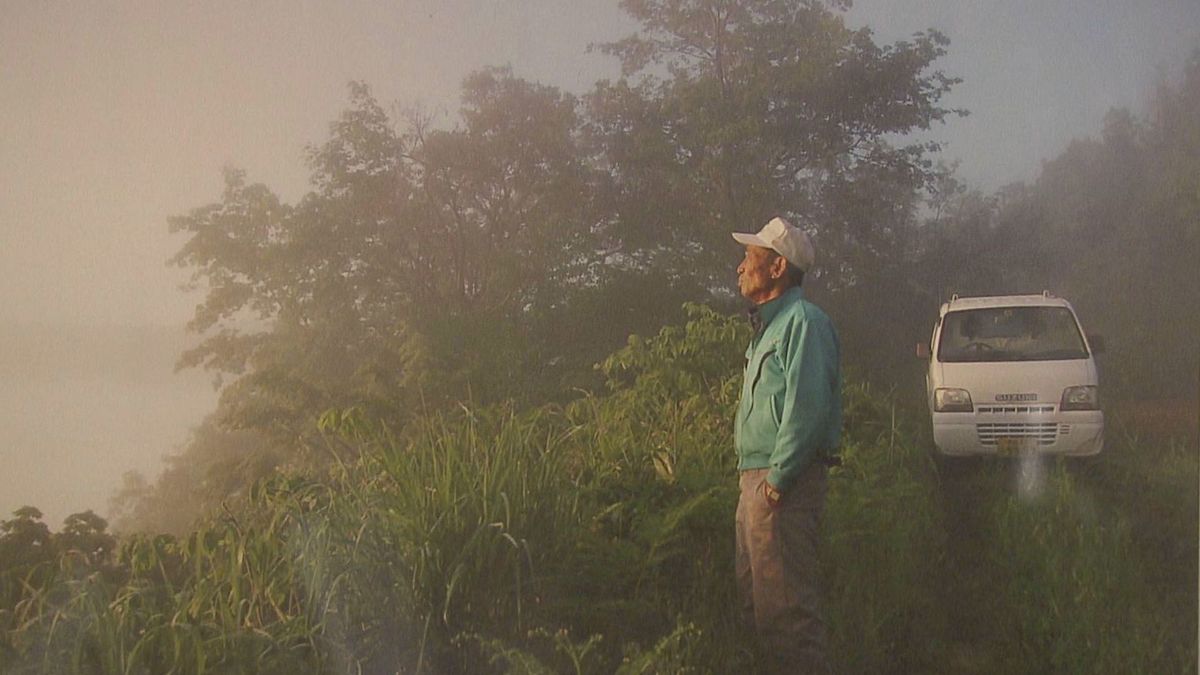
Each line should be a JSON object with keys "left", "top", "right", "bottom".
{"left": 766, "top": 313, "right": 840, "bottom": 492}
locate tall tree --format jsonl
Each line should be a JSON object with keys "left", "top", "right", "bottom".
{"left": 589, "top": 0, "right": 960, "bottom": 293}
{"left": 170, "top": 73, "right": 605, "bottom": 438}
{"left": 400, "top": 68, "right": 609, "bottom": 401}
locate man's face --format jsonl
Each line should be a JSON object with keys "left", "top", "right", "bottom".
{"left": 737, "top": 245, "right": 785, "bottom": 303}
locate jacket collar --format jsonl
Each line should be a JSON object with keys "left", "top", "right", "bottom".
{"left": 748, "top": 285, "right": 802, "bottom": 334}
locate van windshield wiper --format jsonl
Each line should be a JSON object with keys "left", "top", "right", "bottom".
{"left": 1021, "top": 350, "right": 1089, "bottom": 360}
{"left": 949, "top": 351, "right": 1016, "bottom": 362}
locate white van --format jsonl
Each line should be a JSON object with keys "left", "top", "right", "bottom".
{"left": 922, "top": 292, "right": 1104, "bottom": 457}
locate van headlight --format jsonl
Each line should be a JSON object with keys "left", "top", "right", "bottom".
{"left": 934, "top": 388, "right": 974, "bottom": 412}
{"left": 1061, "top": 385, "right": 1099, "bottom": 411}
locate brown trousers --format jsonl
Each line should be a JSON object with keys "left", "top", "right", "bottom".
{"left": 735, "top": 465, "right": 831, "bottom": 675}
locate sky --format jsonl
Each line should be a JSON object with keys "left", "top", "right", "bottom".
{"left": 1, "top": 0, "right": 1197, "bottom": 526}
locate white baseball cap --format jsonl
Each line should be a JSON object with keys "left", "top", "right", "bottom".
{"left": 732, "top": 216, "right": 815, "bottom": 271}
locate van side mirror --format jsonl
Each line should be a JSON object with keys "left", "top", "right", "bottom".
{"left": 916, "top": 342, "right": 930, "bottom": 359}
{"left": 1088, "top": 334, "right": 1105, "bottom": 354}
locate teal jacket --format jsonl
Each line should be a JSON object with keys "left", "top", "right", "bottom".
{"left": 734, "top": 286, "right": 842, "bottom": 492}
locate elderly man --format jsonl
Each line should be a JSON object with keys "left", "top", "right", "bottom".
{"left": 732, "top": 216, "right": 842, "bottom": 674}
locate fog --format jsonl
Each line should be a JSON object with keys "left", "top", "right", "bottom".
{"left": 0, "top": 324, "right": 216, "bottom": 523}
{"left": 1, "top": 0, "right": 1197, "bottom": 526}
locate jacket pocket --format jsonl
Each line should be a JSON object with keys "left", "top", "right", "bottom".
{"left": 746, "top": 347, "right": 777, "bottom": 413}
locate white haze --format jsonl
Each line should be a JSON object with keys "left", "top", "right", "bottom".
{"left": 0, "top": 0, "right": 1196, "bottom": 526}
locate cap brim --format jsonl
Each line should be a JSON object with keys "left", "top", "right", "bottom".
{"left": 732, "top": 232, "right": 769, "bottom": 247}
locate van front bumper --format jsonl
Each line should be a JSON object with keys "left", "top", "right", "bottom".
{"left": 932, "top": 411, "right": 1104, "bottom": 457}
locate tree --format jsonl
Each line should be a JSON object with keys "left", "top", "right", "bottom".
{"left": 588, "top": 0, "right": 961, "bottom": 295}
{"left": 169, "top": 82, "right": 412, "bottom": 448}
{"left": 56, "top": 510, "right": 116, "bottom": 569}
{"left": 0, "top": 507, "right": 52, "bottom": 573}
{"left": 169, "top": 73, "right": 605, "bottom": 438}
{"left": 398, "top": 68, "right": 610, "bottom": 401}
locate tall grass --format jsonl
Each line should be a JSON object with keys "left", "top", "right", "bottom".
{"left": 2, "top": 305, "right": 1195, "bottom": 673}
{"left": 1067, "top": 414, "right": 1199, "bottom": 672}
{"left": 2, "top": 508, "right": 323, "bottom": 674}
{"left": 930, "top": 436, "right": 1196, "bottom": 674}
{"left": 824, "top": 381, "right": 950, "bottom": 674}
{"left": 986, "top": 466, "right": 1172, "bottom": 674}
{"left": 315, "top": 404, "right": 587, "bottom": 673}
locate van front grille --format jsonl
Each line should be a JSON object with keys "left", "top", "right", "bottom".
{"left": 976, "top": 405, "right": 1056, "bottom": 414}
{"left": 977, "top": 422, "right": 1060, "bottom": 446}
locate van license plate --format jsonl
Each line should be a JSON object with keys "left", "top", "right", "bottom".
{"left": 996, "top": 437, "right": 1024, "bottom": 456}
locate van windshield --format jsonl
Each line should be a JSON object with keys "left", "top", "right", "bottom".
{"left": 938, "top": 306, "right": 1089, "bottom": 362}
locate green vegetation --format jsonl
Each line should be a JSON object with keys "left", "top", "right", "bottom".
{"left": 133, "top": 0, "right": 967, "bottom": 529}
{"left": 107, "top": 0, "right": 1198, "bottom": 537}
{"left": 3, "top": 307, "right": 1195, "bottom": 673}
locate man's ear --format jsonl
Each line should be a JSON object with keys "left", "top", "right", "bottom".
{"left": 770, "top": 254, "right": 788, "bottom": 279}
